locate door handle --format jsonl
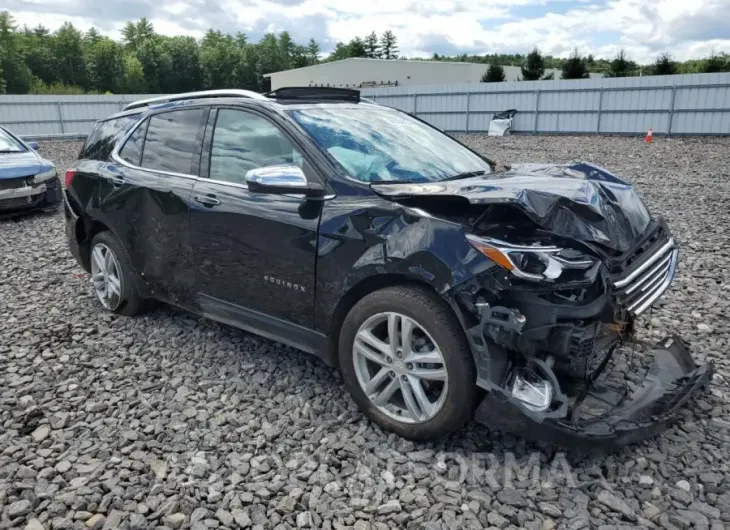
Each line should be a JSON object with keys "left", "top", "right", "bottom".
{"left": 194, "top": 195, "right": 221, "bottom": 207}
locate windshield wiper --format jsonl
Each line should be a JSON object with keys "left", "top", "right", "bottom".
{"left": 443, "top": 170, "right": 487, "bottom": 181}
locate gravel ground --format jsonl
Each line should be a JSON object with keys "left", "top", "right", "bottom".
{"left": 1, "top": 135, "right": 729, "bottom": 530}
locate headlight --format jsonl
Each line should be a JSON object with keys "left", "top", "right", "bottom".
{"left": 33, "top": 168, "right": 57, "bottom": 184}
{"left": 466, "top": 234, "right": 596, "bottom": 282}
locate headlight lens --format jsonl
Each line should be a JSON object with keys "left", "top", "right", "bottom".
{"left": 466, "top": 234, "right": 596, "bottom": 282}
{"left": 33, "top": 168, "right": 57, "bottom": 184}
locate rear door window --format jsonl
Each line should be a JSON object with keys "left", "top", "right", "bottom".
{"left": 79, "top": 114, "right": 139, "bottom": 161}
{"left": 140, "top": 109, "right": 205, "bottom": 175}
{"left": 118, "top": 119, "right": 149, "bottom": 166}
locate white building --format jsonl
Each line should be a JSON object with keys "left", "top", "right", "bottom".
{"left": 264, "top": 58, "right": 602, "bottom": 90}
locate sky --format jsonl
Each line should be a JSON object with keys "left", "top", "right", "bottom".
{"left": 8, "top": 0, "right": 730, "bottom": 63}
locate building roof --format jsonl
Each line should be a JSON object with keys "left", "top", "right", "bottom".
{"left": 263, "top": 57, "right": 499, "bottom": 78}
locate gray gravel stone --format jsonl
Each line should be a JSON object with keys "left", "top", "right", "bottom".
{"left": 9, "top": 499, "right": 33, "bottom": 517}
{"left": 1, "top": 136, "right": 729, "bottom": 530}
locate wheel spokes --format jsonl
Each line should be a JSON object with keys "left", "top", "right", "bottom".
{"left": 406, "top": 375, "right": 435, "bottom": 418}
{"left": 107, "top": 275, "right": 121, "bottom": 298}
{"left": 354, "top": 336, "right": 389, "bottom": 366}
{"left": 353, "top": 311, "right": 449, "bottom": 424}
{"left": 387, "top": 313, "right": 399, "bottom": 356}
{"left": 92, "top": 246, "right": 106, "bottom": 274}
{"left": 371, "top": 377, "right": 399, "bottom": 406}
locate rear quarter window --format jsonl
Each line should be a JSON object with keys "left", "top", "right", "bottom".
{"left": 79, "top": 114, "right": 140, "bottom": 161}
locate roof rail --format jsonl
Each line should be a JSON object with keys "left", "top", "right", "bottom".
{"left": 123, "top": 89, "right": 267, "bottom": 111}
{"left": 264, "top": 87, "right": 360, "bottom": 102}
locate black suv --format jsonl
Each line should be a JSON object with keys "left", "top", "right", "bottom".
{"left": 64, "top": 88, "right": 712, "bottom": 447}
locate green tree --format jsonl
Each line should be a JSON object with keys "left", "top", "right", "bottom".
{"left": 561, "top": 49, "right": 589, "bottom": 79}
{"left": 121, "top": 53, "right": 146, "bottom": 93}
{"left": 0, "top": 11, "right": 33, "bottom": 93}
{"left": 52, "top": 22, "right": 88, "bottom": 88}
{"left": 200, "top": 30, "right": 241, "bottom": 89}
{"left": 481, "top": 64, "right": 505, "bottom": 82}
{"left": 306, "top": 38, "right": 320, "bottom": 64}
{"left": 380, "top": 30, "right": 398, "bottom": 60}
{"left": 605, "top": 49, "right": 635, "bottom": 77}
{"left": 702, "top": 53, "right": 730, "bottom": 73}
{"left": 364, "top": 31, "right": 380, "bottom": 58}
{"left": 652, "top": 53, "right": 675, "bottom": 75}
{"left": 19, "top": 24, "right": 55, "bottom": 85}
{"left": 135, "top": 38, "right": 172, "bottom": 93}
{"left": 278, "top": 31, "right": 294, "bottom": 70}
{"left": 348, "top": 37, "right": 367, "bottom": 58}
{"left": 84, "top": 27, "right": 102, "bottom": 46}
{"left": 121, "top": 17, "right": 154, "bottom": 49}
{"left": 87, "top": 37, "right": 124, "bottom": 92}
{"left": 521, "top": 47, "right": 545, "bottom": 80}
{"left": 162, "top": 36, "right": 202, "bottom": 92}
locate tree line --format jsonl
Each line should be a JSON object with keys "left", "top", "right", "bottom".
{"left": 0, "top": 11, "right": 400, "bottom": 95}
{"left": 477, "top": 47, "right": 730, "bottom": 82}
{"left": 1, "top": 10, "right": 729, "bottom": 94}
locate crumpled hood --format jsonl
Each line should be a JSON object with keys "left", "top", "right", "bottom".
{"left": 0, "top": 151, "right": 49, "bottom": 180}
{"left": 371, "top": 161, "right": 652, "bottom": 252}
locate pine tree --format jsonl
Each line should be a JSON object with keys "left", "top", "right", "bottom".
{"left": 561, "top": 49, "right": 589, "bottom": 79}
{"left": 652, "top": 53, "right": 675, "bottom": 75}
{"left": 521, "top": 47, "right": 545, "bottom": 80}
{"left": 481, "top": 64, "right": 505, "bottom": 82}
{"left": 306, "top": 39, "right": 320, "bottom": 64}
{"left": 380, "top": 31, "right": 398, "bottom": 60}
{"left": 364, "top": 31, "right": 380, "bottom": 58}
{"left": 606, "top": 50, "right": 635, "bottom": 77}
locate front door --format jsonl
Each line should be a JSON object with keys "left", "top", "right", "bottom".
{"left": 189, "top": 107, "right": 323, "bottom": 330}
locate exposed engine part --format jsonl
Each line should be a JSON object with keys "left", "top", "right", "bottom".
{"left": 477, "top": 302, "right": 526, "bottom": 333}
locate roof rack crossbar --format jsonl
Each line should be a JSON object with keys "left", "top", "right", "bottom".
{"left": 123, "top": 89, "right": 267, "bottom": 111}
{"left": 264, "top": 87, "right": 361, "bottom": 102}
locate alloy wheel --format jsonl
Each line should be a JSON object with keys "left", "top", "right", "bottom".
{"left": 90, "top": 243, "right": 123, "bottom": 311}
{"left": 352, "top": 312, "right": 448, "bottom": 424}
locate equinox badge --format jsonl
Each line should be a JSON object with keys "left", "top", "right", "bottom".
{"left": 264, "top": 275, "right": 306, "bottom": 292}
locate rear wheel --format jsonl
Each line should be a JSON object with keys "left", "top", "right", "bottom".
{"left": 89, "top": 231, "right": 143, "bottom": 316}
{"left": 338, "top": 285, "right": 477, "bottom": 440}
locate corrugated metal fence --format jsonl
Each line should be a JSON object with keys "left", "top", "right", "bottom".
{"left": 0, "top": 94, "right": 160, "bottom": 139}
{"left": 1, "top": 72, "right": 729, "bottom": 138}
{"left": 361, "top": 72, "right": 730, "bottom": 135}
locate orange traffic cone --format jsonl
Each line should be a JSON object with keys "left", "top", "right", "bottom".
{"left": 644, "top": 128, "right": 653, "bottom": 143}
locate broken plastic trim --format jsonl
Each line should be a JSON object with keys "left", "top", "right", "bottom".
{"left": 474, "top": 335, "right": 714, "bottom": 449}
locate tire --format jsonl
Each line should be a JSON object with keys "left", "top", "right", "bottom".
{"left": 88, "top": 231, "right": 144, "bottom": 317}
{"left": 338, "top": 285, "right": 477, "bottom": 441}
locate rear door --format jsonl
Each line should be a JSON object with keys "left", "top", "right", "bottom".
{"left": 189, "top": 106, "right": 323, "bottom": 333}
{"left": 100, "top": 106, "right": 208, "bottom": 307}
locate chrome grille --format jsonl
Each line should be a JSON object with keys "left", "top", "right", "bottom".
{"left": 613, "top": 238, "right": 678, "bottom": 316}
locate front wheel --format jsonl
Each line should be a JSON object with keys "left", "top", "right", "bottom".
{"left": 338, "top": 285, "right": 477, "bottom": 440}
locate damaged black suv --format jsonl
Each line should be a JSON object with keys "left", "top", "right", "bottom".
{"left": 64, "top": 88, "right": 712, "bottom": 448}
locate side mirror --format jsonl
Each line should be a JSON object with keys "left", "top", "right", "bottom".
{"left": 245, "top": 165, "right": 324, "bottom": 197}
{"left": 28, "top": 141, "right": 40, "bottom": 150}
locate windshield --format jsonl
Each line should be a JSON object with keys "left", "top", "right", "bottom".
{"left": 286, "top": 107, "right": 491, "bottom": 183}
{"left": 0, "top": 128, "right": 27, "bottom": 153}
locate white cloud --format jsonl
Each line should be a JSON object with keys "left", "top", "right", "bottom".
{"left": 7, "top": 0, "right": 730, "bottom": 62}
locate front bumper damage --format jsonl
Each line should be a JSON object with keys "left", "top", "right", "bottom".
{"left": 457, "top": 221, "right": 714, "bottom": 449}
{"left": 470, "top": 332, "right": 713, "bottom": 449}
{"left": 0, "top": 175, "right": 62, "bottom": 215}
